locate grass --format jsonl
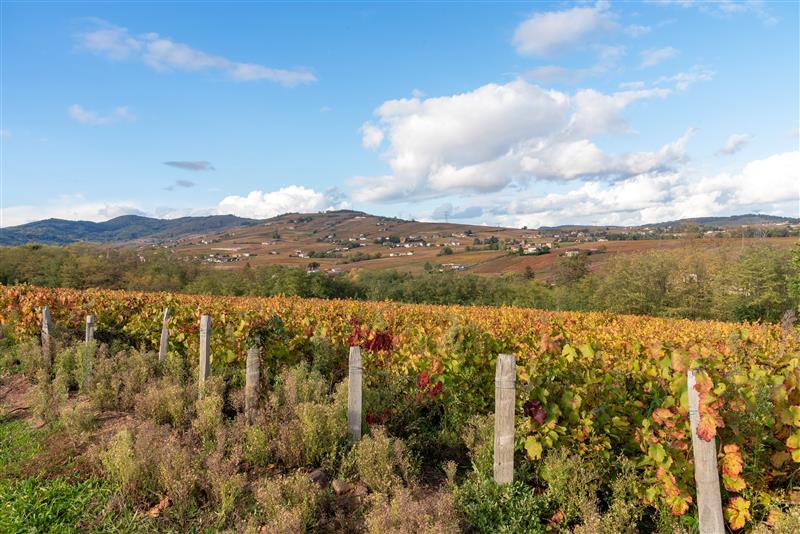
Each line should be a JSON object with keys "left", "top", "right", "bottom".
{"left": 0, "top": 419, "right": 42, "bottom": 475}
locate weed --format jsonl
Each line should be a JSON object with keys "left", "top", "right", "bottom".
{"left": 255, "top": 471, "right": 319, "bottom": 532}
{"left": 352, "top": 426, "right": 413, "bottom": 495}
{"left": 365, "top": 486, "right": 460, "bottom": 534}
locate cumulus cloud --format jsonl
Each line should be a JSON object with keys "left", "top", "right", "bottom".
{"left": 163, "top": 161, "right": 215, "bottom": 171}
{"left": 513, "top": 1, "right": 615, "bottom": 56}
{"left": 360, "top": 122, "right": 384, "bottom": 149}
{"left": 68, "top": 104, "right": 135, "bottom": 125}
{"left": 351, "top": 80, "right": 687, "bottom": 202}
{"left": 76, "top": 20, "right": 316, "bottom": 86}
{"left": 216, "top": 185, "right": 350, "bottom": 219}
{"left": 489, "top": 150, "right": 799, "bottom": 227}
{"left": 1, "top": 195, "right": 145, "bottom": 227}
{"left": 717, "top": 133, "right": 752, "bottom": 155}
{"left": 640, "top": 46, "right": 678, "bottom": 68}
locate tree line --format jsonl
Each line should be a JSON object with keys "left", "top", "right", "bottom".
{"left": 1, "top": 242, "right": 798, "bottom": 323}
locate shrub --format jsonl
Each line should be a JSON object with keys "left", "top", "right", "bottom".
{"left": 365, "top": 486, "right": 460, "bottom": 534}
{"left": 32, "top": 368, "right": 59, "bottom": 423}
{"left": 272, "top": 364, "right": 329, "bottom": 415}
{"left": 60, "top": 401, "right": 97, "bottom": 441}
{"left": 156, "top": 433, "right": 199, "bottom": 517}
{"left": 99, "top": 422, "right": 166, "bottom": 506}
{"left": 205, "top": 447, "right": 246, "bottom": 523}
{"left": 352, "top": 426, "right": 413, "bottom": 495}
{"left": 462, "top": 414, "right": 494, "bottom": 478}
{"left": 454, "top": 477, "right": 548, "bottom": 534}
{"left": 136, "top": 378, "right": 191, "bottom": 428}
{"left": 255, "top": 472, "right": 319, "bottom": 532}
{"left": 100, "top": 428, "right": 144, "bottom": 501}
{"left": 295, "top": 382, "right": 348, "bottom": 468}
{"left": 89, "top": 348, "right": 157, "bottom": 412}
{"left": 192, "top": 391, "right": 224, "bottom": 446}
{"left": 237, "top": 416, "right": 274, "bottom": 469}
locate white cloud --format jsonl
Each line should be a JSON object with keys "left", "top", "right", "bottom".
{"left": 68, "top": 104, "right": 135, "bottom": 125}
{"left": 626, "top": 24, "right": 652, "bottom": 37}
{"left": 640, "top": 46, "right": 678, "bottom": 68}
{"left": 216, "top": 186, "right": 350, "bottom": 219}
{"left": 1, "top": 195, "right": 145, "bottom": 227}
{"left": 360, "top": 122, "right": 384, "bottom": 149}
{"left": 658, "top": 65, "right": 714, "bottom": 90}
{"left": 351, "top": 80, "right": 684, "bottom": 202}
{"left": 513, "top": 1, "right": 615, "bottom": 56}
{"left": 77, "top": 20, "right": 316, "bottom": 86}
{"left": 717, "top": 133, "right": 752, "bottom": 155}
{"left": 490, "top": 150, "right": 799, "bottom": 227}
{"left": 651, "top": 0, "right": 778, "bottom": 26}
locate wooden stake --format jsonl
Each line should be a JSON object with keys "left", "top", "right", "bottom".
{"left": 85, "top": 315, "right": 95, "bottom": 343}
{"left": 348, "top": 346, "right": 362, "bottom": 443}
{"left": 198, "top": 315, "right": 211, "bottom": 399}
{"left": 158, "top": 308, "right": 171, "bottom": 362}
{"left": 245, "top": 340, "right": 260, "bottom": 424}
{"left": 41, "top": 307, "right": 53, "bottom": 365}
{"left": 688, "top": 369, "right": 725, "bottom": 534}
{"left": 494, "top": 353, "right": 516, "bottom": 484}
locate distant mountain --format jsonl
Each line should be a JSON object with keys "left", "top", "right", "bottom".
{"left": 0, "top": 214, "right": 258, "bottom": 245}
{"left": 539, "top": 213, "right": 799, "bottom": 232}
{"left": 1, "top": 211, "right": 796, "bottom": 247}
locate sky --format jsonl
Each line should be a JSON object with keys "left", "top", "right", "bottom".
{"left": 1, "top": 0, "right": 798, "bottom": 228}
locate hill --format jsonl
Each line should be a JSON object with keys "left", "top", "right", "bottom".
{"left": 0, "top": 214, "right": 258, "bottom": 245}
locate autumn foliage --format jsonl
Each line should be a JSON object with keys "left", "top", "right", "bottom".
{"left": 1, "top": 284, "right": 798, "bottom": 530}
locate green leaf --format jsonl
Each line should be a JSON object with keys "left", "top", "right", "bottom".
{"left": 525, "top": 436, "right": 543, "bottom": 460}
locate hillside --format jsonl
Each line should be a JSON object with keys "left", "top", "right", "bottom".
{"left": 0, "top": 214, "right": 258, "bottom": 245}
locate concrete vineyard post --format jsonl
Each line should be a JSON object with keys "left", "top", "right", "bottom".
{"left": 41, "top": 307, "right": 53, "bottom": 365}
{"left": 245, "top": 340, "right": 260, "bottom": 424}
{"left": 348, "top": 346, "right": 362, "bottom": 444}
{"left": 494, "top": 353, "right": 516, "bottom": 484}
{"left": 158, "top": 308, "right": 171, "bottom": 362}
{"left": 198, "top": 315, "right": 211, "bottom": 399}
{"left": 688, "top": 369, "right": 725, "bottom": 534}
{"left": 85, "top": 315, "right": 95, "bottom": 343}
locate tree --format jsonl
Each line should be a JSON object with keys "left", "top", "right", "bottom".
{"left": 438, "top": 246, "right": 454, "bottom": 256}
{"left": 524, "top": 266, "right": 535, "bottom": 280}
{"left": 307, "top": 262, "right": 321, "bottom": 271}
{"left": 555, "top": 254, "right": 589, "bottom": 284}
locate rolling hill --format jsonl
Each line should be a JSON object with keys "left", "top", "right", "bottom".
{"left": 0, "top": 214, "right": 258, "bottom": 246}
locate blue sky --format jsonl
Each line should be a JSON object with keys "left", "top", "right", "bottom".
{"left": 2, "top": 1, "right": 798, "bottom": 228}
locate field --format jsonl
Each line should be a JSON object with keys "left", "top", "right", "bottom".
{"left": 160, "top": 211, "right": 798, "bottom": 279}
{"left": 1, "top": 284, "right": 799, "bottom": 532}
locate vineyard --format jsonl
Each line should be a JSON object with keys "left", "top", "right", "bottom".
{"left": 1, "top": 283, "right": 799, "bottom": 532}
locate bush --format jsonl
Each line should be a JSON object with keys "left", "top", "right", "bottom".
{"left": 59, "top": 401, "right": 97, "bottom": 441}
{"left": 89, "top": 348, "right": 157, "bottom": 412}
{"left": 99, "top": 422, "right": 166, "bottom": 506}
{"left": 156, "top": 433, "right": 199, "bottom": 517}
{"left": 205, "top": 447, "right": 245, "bottom": 523}
{"left": 136, "top": 378, "right": 191, "bottom": 428}
{"left": 365, "top": 486, "right": 460, "bottom": 534}
{"left": 295, "top": 382, "right": 348, "bottom": 468}
{"left": 272, "top": 364, "right": 328, "bottom": 415}
{"left": 454, "top": 477, "right": 548, "bottom": 534}
{"left": 462, "top": 414, "right": 494, "bottom": 478}
{"left": 255, "top": 472, "right": 319, "bottom": 533}
{"left": 192, "top": 390, "right": 224, "bottom": 446}
{"left": 352, "top": 426, "right": 413, "bottom": 495}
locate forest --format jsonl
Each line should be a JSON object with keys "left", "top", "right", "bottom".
{"left": 1, "top": 242, "right": 797, "bottom": 323}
